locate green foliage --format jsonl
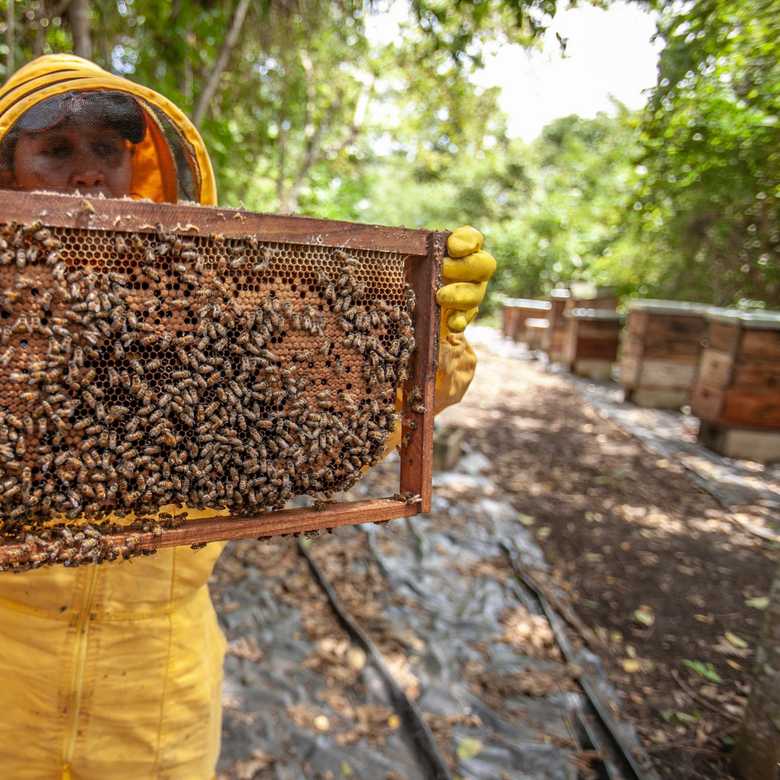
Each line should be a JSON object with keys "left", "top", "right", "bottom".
{"left": 0, "top": 1, "right": 776, "bottom": 309}
{"left": 627, "top": 0, "right": 780, "bottom": 306}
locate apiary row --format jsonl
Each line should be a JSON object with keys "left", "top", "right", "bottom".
{"left": 502, "top": 292, "right": 780, "bottom": 462}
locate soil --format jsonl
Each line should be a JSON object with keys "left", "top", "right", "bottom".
{"left": 213, "top": 331, "right": 777, "bottom": 779}
{"left": 436, "top": 340, "right": 777, "bottom": 780}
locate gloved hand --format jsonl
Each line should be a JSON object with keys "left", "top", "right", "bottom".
{"left": 436, "top": 225, "right": 496, "bottom": 333}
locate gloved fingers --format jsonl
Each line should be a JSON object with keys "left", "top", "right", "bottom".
{"left": 447, "top": 306, "right": 479, "bottom": 333}
{"left": 447, "top": 226, "right": 484, "bottom": 258}
{"left": 442, "top": 250, "right": 497, "bottom": 284}
{"left": 436, "top": 281, "right": 487, "bottom": 311}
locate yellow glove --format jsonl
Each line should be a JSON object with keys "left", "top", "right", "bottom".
{"left": 436, "top": 225, "right": 497, "bottom": 333}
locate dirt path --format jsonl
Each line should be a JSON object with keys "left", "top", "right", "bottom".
{"left": 213, "top": 328, "right": 776, "bottom": 780}
{"left": 439, "top": 333, "right": 776, "bottom": 779}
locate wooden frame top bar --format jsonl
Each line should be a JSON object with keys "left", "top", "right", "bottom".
{"left": 0, "top": 190, "right": 431, "bottom": 256}
{"left": 706, "top": 306, "right": 780, "bottom": 330}
{"left": 629, "top": 299, "right": 710, "bottom": 316}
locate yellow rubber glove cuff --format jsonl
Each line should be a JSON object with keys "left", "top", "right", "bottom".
{"left": 436, "top": 225, "right": 497, "bottom": 333}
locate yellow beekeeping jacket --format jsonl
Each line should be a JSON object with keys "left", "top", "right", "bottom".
{"left": 0, "top": 55, "right": 476, "bottom": 779}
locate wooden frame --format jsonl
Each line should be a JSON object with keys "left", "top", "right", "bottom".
{"left": 0, "top": 191, "right": 443, "bottom": 561}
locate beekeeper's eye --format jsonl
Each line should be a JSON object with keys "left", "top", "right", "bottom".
{"left": 42, "top": 136, "right": 73, "bottom": 159}
{"left": 92, "top": 139, "right": 124, "bottom": 160}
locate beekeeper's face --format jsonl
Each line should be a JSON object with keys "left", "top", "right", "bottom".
{"left": 13, "top": 118, "right": 133, "bottom": 198}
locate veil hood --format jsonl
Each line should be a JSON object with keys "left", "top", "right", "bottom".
{"left": 0, "top": 54, "right": 217, "bottom": 205}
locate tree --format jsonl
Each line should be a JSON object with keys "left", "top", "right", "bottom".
{"left": 0, "top": 0, "right": 587, "bottom": 212}
{"left": 734, "top": 561, "right": 780, "bottom": 780}
{"left": 628, "top": 0, "right": 780, "bottom": 306}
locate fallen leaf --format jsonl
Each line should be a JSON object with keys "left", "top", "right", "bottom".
{"left": 661, "top": 710, "right": 701, "bottom": 725}
{"left": 745, "top": 596, "right": 769, "bottom": 610}
{"left": 634, "top": 606, "right": 655, "bottom": 627}
{"left": 233, "top": 750, "right": 274, "bottom": 780}
{"left": 682, "top": 659, "right": 722, "bottom": 684}
{"left": 536, "top": 526, "right": 551, "bottom": 540}
{"left": 622, "top": 659, "right": 642, "bottom": 673}
{"left": 725, "top": 632, "right": 749, "bottom": 650}
{"left": 340, "top": 760, "right": 353, "bottom": 777}
{"left": 517, "top": 513, "right": 535, "bottom": 526}
{"left": 714, "top": 636, "right": 751, "bottom": 658}
{"left": 314, "top": 714, "right": 330, "bottom": 732}
{"left": 227, "top": 636, "right": 264, "bottom": 663}
{"left": 346, "top": 647, "right": 367, "bottom": 671}
{"left": 456, "top": 736, "right": 483, "bottom": 761}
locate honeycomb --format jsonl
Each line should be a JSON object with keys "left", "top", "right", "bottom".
{"left": 0, "top": 218, "right": 416, "bottom": 540}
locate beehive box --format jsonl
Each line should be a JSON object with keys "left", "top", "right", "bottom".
{"left": 568, "top": 283, "right": 619, "bottom": 311}
{"left": 692, "top": 309, "right": 780, "bottom": 462}
{"left": 562, "top": 308, "right": 623, "bottom": 380}
{"left": 620, "top": 300, "right": 708, "bottom": 409}
{"left": 524, "top": 317, "right": 549, "bottom": 351}
{"left": 546, "top": 288, "right": 571, "bottom": 362}
{"left": 501, "top": 298, "right": 551, "bottom": 342}
{"left": 0, "top": 191, "right": 443, "bottom": 569}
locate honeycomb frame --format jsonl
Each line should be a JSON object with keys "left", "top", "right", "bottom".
{"left": 0, "top": 191, "right": 442, "bottom": 567}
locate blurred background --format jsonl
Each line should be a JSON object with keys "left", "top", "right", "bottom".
{"left": 2, "top": 0, "right": 777, "bottom": 311}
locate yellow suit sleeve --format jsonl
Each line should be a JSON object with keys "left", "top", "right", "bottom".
{"left": 383, "top": 318, "right": 476, "bottom": 454}
{"left": 434, "top": 319, "right": 477, "bottom": 414}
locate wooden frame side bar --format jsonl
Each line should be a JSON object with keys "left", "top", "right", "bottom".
{"left": 399, "top": 231, "right": 444, "bottom": 513}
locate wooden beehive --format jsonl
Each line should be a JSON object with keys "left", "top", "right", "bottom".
{"left": 524, "top": 317, "right": 549, "bottom": 351}
{"left": 692, "top": 308, "right": 780, "bottom": 462}
{"left": 550, "top": 285, "right": 617, "bottom": 365}
{"left": 563, "top": 308, "right": 623, "bottom": 380}
{"left": 0, "top": 191, "right": 443, "bottom": 569}
{"left": 620, "top": 300, "right": 708, "bottom": 409}
{"left": 567, "top": 283, "right": 619, "bottom": 311}
{"left": 546, "top": 288, "right": 571, "bottom": 362}
{"left": 501, "top": 298, "right": 551, "bottom": 342}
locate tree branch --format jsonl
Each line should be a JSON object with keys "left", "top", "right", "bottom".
{"left": 47, "top": 0, "right": 73, "bottom": 18}
{"left": 5, "top": 0, "right": 14, "bottom": 76}
{"left": 67, "top": 0, "right": 91, "bottom": 59}
{"left": 280, "top": 76, "right": 375, "bottom": 213}
{"left": 193, "top": 0, "right": 251, "bottom": 128}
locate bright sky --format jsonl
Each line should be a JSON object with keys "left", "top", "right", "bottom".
{"left": 367, "top": 1, "right": 661, "bottom": 143}
{"left": 472, "top": 2, "right": 661, "bottom": 141}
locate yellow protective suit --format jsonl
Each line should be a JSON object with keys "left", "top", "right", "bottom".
{"left": 0, "top": 56, "right": 481, "bottom": 779}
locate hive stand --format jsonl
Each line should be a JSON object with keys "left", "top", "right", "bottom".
{"left": 524, "top": 318, "right": 549, "bottom": 352}
{"left": 500, "top": 298, "right": 551, "bottom": 342}
{"left": 620, "top": 300, "right": 708, "bottom": 409}
{"left": 692, "top": 308, "right": 780, "bottom": 462}
{"left": 546, "top": 288, "right": 571, "bottom": 363}
{"left": 563, "top": 308, "right": 623, "bottom": 381}
{"left": 0, "top": 191, "right": 444, "bottom": 564}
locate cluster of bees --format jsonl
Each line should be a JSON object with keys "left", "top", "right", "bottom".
{"left": 0, "top": 217, "right": 416, "bottom": 570}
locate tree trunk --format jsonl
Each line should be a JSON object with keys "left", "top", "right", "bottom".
{"left": 734, "top": 560, "right": 780, "bottom": 780}
{"left": 192, "top": 0, "right": 251, "bottom": 127}
{"left": 5, "top": 0, "right": 14, "bottom": 76}
{"left": 67, "top": 0, "right": 91, "bottom": 59}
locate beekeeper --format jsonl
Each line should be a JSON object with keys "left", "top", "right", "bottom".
{"left": 0, "top": 54, "right": 495, "bottom": 779}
